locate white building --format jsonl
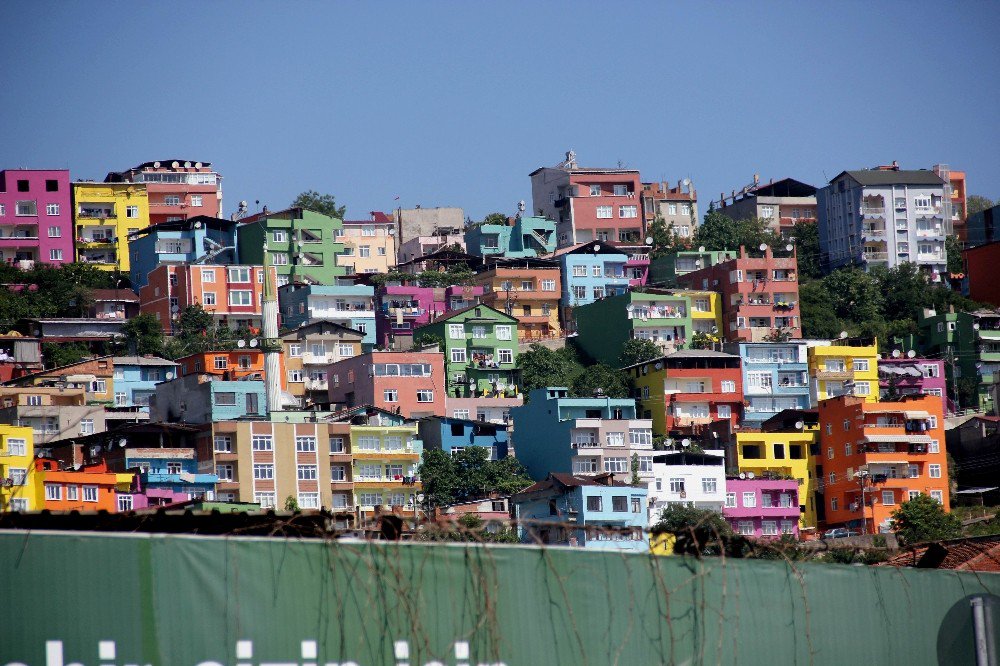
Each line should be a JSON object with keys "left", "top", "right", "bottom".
{"left": 817, "top": 165, "right": 949, "bottom": 281}
{"left": 647, "top": 450, "right": 726, "bottom": 524}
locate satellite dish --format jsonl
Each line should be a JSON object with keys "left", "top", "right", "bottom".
{"left": 170, "top": 305, "right": 180, "bottom": 314}
{"left": 785, "top": 244, "right": 794, "bottom": 252}
{"left": 739, "top": 472, "right": 746, "bottom": 479}
{"left": 593, "top": 244, "right": 601, "bottom": 252}
{"left": 795, "top": 421, "right": 805, "bottom": 430}
{"left": 711, "top": 326, "right": 719, "bottom": 334}
{"left": 194, "top": 220, "right": 203, "bottom": 229}
{"left": 72, "top": 463, "right": 81, "bottom": 471}
{"left": 645, "top": 236, "right": 653, "bottom": 245}
{"left": 165, "top": 371, "right": 174, "bottom": 380}
{"left": 387, "top": 227, "right": 396, "bottom": 235}
{"left": 892, "top": 349, "right": 901, "bottom": 358}
{"left": 682, "top": 178, "right": 692, "bottom": 188}
{"left": 681, "top": 438, "right": 691, "bottom": 448}
{"left": 184, "top": 161, "right": 192, "bottom": 168}
{"left": 249, "top": 339, "right": 259, "bottom": 348}
{"left": 518, "top": 200, "right": 526, "bottom": 212}
{"left": 237, "top": 339, "right": 246, "bottom": 348}
{"left": 194, "top": 162, "right": 202, "bottom": 168}
{"left": 758, "top": 243, "right": 768, "bottom": 252}
{"left": 907, "top": 350, "right": 916, "bottom": 358}
{"left": 171, "top": 161, "right": 179, "bottom": 168}
{"left": 153, "top": 161, "right": 161, "bottom": 168}
{"left": 118, "top": 438, "right": 127, "bottom": 448}
{"left": 654, "top": 362, "right": 663, "bottom": 370}
{"left": 839, "top": 331, "right": 848, "bottom": 339}
{"left": 698, "top": 246, "right": 706, "bottom": 253}
{"left": 747, "top": 471, "right": 755, "bottom": 480}
{"left": 694, "top": 259, "right": 702, "bottom": 267}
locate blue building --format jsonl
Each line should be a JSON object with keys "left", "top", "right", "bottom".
{"left": 556, "top": 241, "right": 631, "bottom": 330}
{"left": 131, "top": 450, "right": 218, "bottom": 502}
{"left": 416, "top": 416, "right": 510, "bottom": 460}
{"left": 278, "top": 282, "right": 376, "bottom": 349}
{"left": 512, "top": 472, "right": 649, "bottom": 551}
{"left": 509, "top": 387, "right": 656, "bottom": 486}
{"left": 725, "top": 341, "right": 811, "bottom": 427}
{"left": 465, "top": 214, "right": 557, "bottom": 258}
{"left": 127, "top": 216, "right": 239, "bottom": 288}
{"left": 112, "top": 356, "right": 179, "bottom": 413}
{"left": 149, "top": 375, "right": 269, "bottom": 423}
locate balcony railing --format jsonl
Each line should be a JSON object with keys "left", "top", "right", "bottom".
{"left": 863, "top": 252, "right": 889, "bottom": 261}
{"left": 78, "top": 210, "right": 116, "bottom": 218}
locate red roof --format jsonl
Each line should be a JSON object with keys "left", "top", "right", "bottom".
{"left": 879, "top": 535, "right": 1000, "bottom": 572}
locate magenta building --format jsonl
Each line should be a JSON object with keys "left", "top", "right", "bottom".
{"left": 878, "top": 357, "right": 947, "bottom": 413}
{"left": 626, "top": 252, "right": 650, "bottom": 287}
{"left": 375, "top": 283, "right": 486, "bottom": 348}
{"left": 723, "top": 477, "right": 800, "bottom": 539}
{"left": 0, "top": 169, "right": 74, "bottom": 268}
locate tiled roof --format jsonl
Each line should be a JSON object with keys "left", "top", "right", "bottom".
{"left": 879, "top": 535, "right": 1000, "bottom": 572}
{"left": 841, "top": 170, "right": 944, "bottom": 187}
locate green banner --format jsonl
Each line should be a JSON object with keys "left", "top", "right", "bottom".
{"left": 0, "top": 531, "right": 997, "bottom": 665}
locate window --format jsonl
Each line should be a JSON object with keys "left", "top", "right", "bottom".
{"left": 329, "top": 437, "right": 345, "bottom": 453}
{"left": 298, "top": 492, "right": 320, "bottom": 509}
{"left": 720, "top": 380, "right": 736, "bottom": 393}
{"left": 164, "top": 195, "right": 181, "bottom": 206}
{"left": 450, "top": 348, "right": 467, "bottom": 364}
{"left": 611, "top": 495, "right": 628, "bottom": 512}
{"left": 762, "top": 521, "right": 778, "bottom": 536}
{"left": 83, "top": 486, "right": 99, "bottom": 502}
{"left": 725, "top": 492, "right": 737, "bottom": 508}
{"left": 628, "top": 429, "right": 652, "bottom": 446}
{"left": 377, "top": 246, "right": 386, "bottom": 256}
{"left": 117, "top": 494, "right": 133, "bottom": 512}
{"left": 471, "top": 326, "right": 487, "bottom": 339}
{"left": 79, "top": 420, "right": 94, "bottom": 435}
{"left": 828, "top": 447, "right": 834, "bottom": 460}
{"left": 586, "top": 496, "right": 602, "bottom": 512}
{"left": 853, "top": 359, "right": 869, "bottom": 372}
{"left": 271, "top": 252, "right": 289, "bottom": 265}
{"left": 45, "top": 484, "right": 62, "bottom": 501}
{"left": 16, "top": 200, "right": 37, "bottom": 216}
{"left": 295, "top": 436, "right": 317, "bottom": 452}
{"left": 619, "top": 205, "right": 638, "bottom": 218}
{"left": 228, "top": 267, "right": 251, "bottom": 283}
{"left": 26, "top": 394, "right": 42, "bottom": 406}
{"left": 297, "top": 465, "right": 318, "bottom": 480}
{"left": 855, "top": 382, "right": 870, "bottom": 396}
{"left": 229, "top": 290, "right": 253, "bottom": 306}
{"left": 495, "top": 325, "right": 512, "bottom": 341}
{"left": 717, "top": 405, "right": 732, "bottom": 419}
{"left": 50, "top": 249, "right": 63, "bottom": 261}
{"left": 929, "top": 464, "right": 942, "bottom": 478}
{"left": 214, "top": 392, "right": 237, "bottom": 406}
{"left": 251, "top": 435, "right": 273, "bottom": 451}
{"left": 6, "top": 439, "right": 26, "bottom": 456}
{"left": 255, "top": 492, "right": 276, "bottom": 509}
{"left": 929, "top": 440, "right": 940, "bottom": 454}
{"left": 45, "top": 203, "right": 60, "bottom": 216}
{"left": 214, "top": 435, "right": 232, "bottom": 452}
{"left": 126, "top": 205, "right": 139, "bottom": 218}
{"left": 253, "top": 464, "right": 275, "bottom": 480}
{"left": 541, "top": 279, "right": 556, "bottom": 292}
{"left": 90, "top": 379, "right": 107, "bottom": 394}
{"left": 46, "top": 225, "right": 62, "bottom": 238}
{"left": 359, "top": 245, "right": 371, "bottom": 257}
{"left": 742, "top": 492, "right": 756, "bottom": 507}
{"left": 191, "top": 195, "right": 203, "bottom": 207}
{"left": 216, "top": 464, "right": 234, "bottom": 481}
{"left": 498, "top": 349, "right": 513, "bottom": 364}
{"left": 930, "top": 490, "right": 944, "bottom": 504}
{"left": 67, "top": 486, "right": 78, "bottom": 501}
{"left": 881, "top": 491, "right": 895, "bottom": 506}
{"left": 115, "top": 392, "right": 128, "bottom": 406}
{"left": 383, "top": 389, "right": 398, "bottom": 403}
{"left": 416, "top": 389, "right": 434, "bottom": 403}
{"left": 596, "top": 205, "right": 613, "bottom": 219}
{"left": 356, "top": 436, "right": 379, "bottom": 451}
{"left": 604, "top": 457, "right": 628, "bottom": 473}
{"left": 737, "top": 521, "right": 755, "bottom": 536}
{"left": 761, "top": 205, "right": 775, "bottom": 219}
{"left": 702, "top": 478, "right": 717, "bottom": 494}
{"left": 573, "top": 286, "right": 587, "bottom": 300}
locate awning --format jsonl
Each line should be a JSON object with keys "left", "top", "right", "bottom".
{"left": 903, "top": 410, "right": 931, "bottom": 419}
{"left": 864, "top": 434, "right": 933, "bottom": 444}
{"left": 867, "top": 460, "right": 910, "bottom": 465}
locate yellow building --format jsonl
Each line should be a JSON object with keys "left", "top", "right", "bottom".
{"left": 350, "top": 422, "right": 422, "bottom": 517}
{"left": 675, "top": 290, "right": 724, "bottom": 342}
{"left": 337, "top": 217, "right": 397, "bottom": 274}
{"left": 72, "top": 182, "right": 150, "bottom": 272}
{"left": 734, "top": 429, "right": 819, "bottom": 529}
{"left": 0, "top": 425, "right": 42, "bottom": 512}
{"left": 807, "top": 337, "right": 879, "bottom": 405}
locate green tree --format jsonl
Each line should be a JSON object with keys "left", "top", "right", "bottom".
{"left": 418, "top": 447, "right": 532, "bottom": 508}
{"left": 966, "top": 194, "right": 995, "bottom": 218}
{"left": 418, "top": 449, "right": 459, "bottom": 507}
{"left": 291, "top": 190, "right": 346, "bottom": 219}
{"left": 411, "top": 332, "right": 443, "bottom": 350}
{"left": 651, "top": 504, "right": 734, "bottom": 555}
{"left": 891, "top": 494, "right": 962, "bottom": 545}
{"left": 789, "top": 219, "right": 822, "bottom": 280}
{"left": 517, "top": 344, "right": 584, "bottom": 394}
{"left": 618, "top": 338, "right": 661, "bottom": 368}
{"left": 647, "top": 216, "right": 691, "bottom": 259}
{"left": 283, "top": 495, "right": 299, "bottom": 511}
{"left": 417, "top": 513, "right": 520, "bottom": 544}
{"left": 570, "top": 363, "right": 630, "bottom": 398}
{"left": 120, "top": 312, "right": 164, "bottom": 356}
{"left": 946, "top": 235, "right": 964, "bottom": 274}
{"left": 694, "top": 211, "right": 781, "bottom": 252}
{"left": 42, "top": 342, "right": 91, "bottom": 369}
{"left": 482, "top": 212, "right": 508, "bottom": 226}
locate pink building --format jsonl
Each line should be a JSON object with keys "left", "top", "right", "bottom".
{"left": 375, "top": 283, "right": 486, "bottom": 349}
{"left": 327, "top": 350, "right": 446, "bottom": 418}
{"left": 0, "top": 169, "right": 74, "bottom": 267}
{"left": 625, "top": 253, "right": 650, "bottom": 287}
{"left": 104, "top": 160, "right": 221, "bottom": 225}
{"left": 723, "top": 477, "right": 800, "bottom": 539}
{"left": 878, "top": 357, "right": 947, "bottom": 412}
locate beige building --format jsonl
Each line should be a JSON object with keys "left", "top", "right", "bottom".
{"left": 337, "top": 212, "right": 397, "bottom": 274}
{"left": 394, "top": 206, "right": 465, "bottom": 262}
{"left": 281, "top": 320, "right": 365, "bottom": 407}
{"left": 642, "top": 180, "right": 699, "bottom": 239}
{"left": 0, "top": 386, "right": 107, "bottom": 445}
{"left": 718, "top": 177, "right": 817, "bottom": 236}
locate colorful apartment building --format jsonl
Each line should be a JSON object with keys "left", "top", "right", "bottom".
{"left": 338, "top": 212, "right": 397, "bottom": 274}
{"left": 627, "top": 350, "right": 743, "bottom": 437}
{"left": 7, "top": 355, "right": 116, "bottom": 407}
{"left": 111, "top": 356, "right": 178, "bottom": 411}
{"left": 281, "top": 320, "right": 364, "bottom": 408}
{"left": 36, "top": 458, "right": 132, "bottom": 512}
{"left": 464, "top": 213, "right": 557, "bottom": 258}
{"left": 175, "top": 349, "right": 272, "bottom": 381}
{"left": 511, "top": 387, "right": 655, "bottom": 486}
{"left": 326, "top": 351, "right": 445, "bottom": 418}
{"left": 104, "top": 160, "right": 222, "bottom": 225}
{"left": 934, "top": 164, "right": 967, "bottom": 242}
{"left": 472, "top": 258, "right": 562, "bottom": 340}
{"left": 726, "top": 342, "right": 811, "bottom": 428}
{"left": 648, "top": 450, "right": 726, "bottom": 523}
{"left": 807, "top": 337, "right": 879, "bottom": 405}
{"left": 127, "top": 216, "right": 239, "bottom": 288}
{"left": 374, "top": 282, "right": 485, "bottom": 349}
{"left": 718, "top": 177, "right": 817, "bottom": 237}
{"left": 0, "top": 425, "right": 40, "bottom": 512}
{"left": 723, "top": 477, "right": 801, "bottom": 539}
{"left": 278, "top": 282, "right": 375, "bottom": 348}
{"left": 816, "top": 395, "right": 949, "bottom": 534}
{"left": 394, "top": 206, "right": 466, "bottom": 263}
{"left": 415, "top": 304, "right": 520, "bottom": 398}
{"left": 0, "top": 386, "right": 107, "bottom": 444}
{"left": 916, "top": 308, "right": 1000, "bottom": 412}
{"left": 555, "top": 241, "right": 630, "bottom": 331}
{"left": 344, "top": 417, "right": 421, "bottom": 517}
{"left": 72, "top": 181, "right": 150, "bottom": 272}
{"left": 574, "top": 290, "right": 693, "bottom": 366}
{"left": 641, "top": 180, "right": 698, "bottom": 239}
{"left": 648, "top": 249, "right": 736, "bottom": 288}
{"left": 878, "top": 356, "right": 946, "bottom": 410}
{"left": 416, "top": 416, "right": 510, "bottom": 460}
{"left": 732, "top": 428, "right": 818, "bottom": 529}
{"left": 139, "top": 264, "right": 275, "bottom": 332}
{"left": 0, "top": 169, "right": 73, "bottom": 268}
{"left": 962, "top": 242, "right": 1000, "bottom": 307}
{"left": 238, "top": 207, "right": 345, "bottom": 285}
{"left": 530, "top": 151, "right": 644, "bottom": 248}
{"left": 678, "top": 245, "right": 802, "bottom": 342}
{"left": 151, "top": 375, "right": 268, "bottom": 422}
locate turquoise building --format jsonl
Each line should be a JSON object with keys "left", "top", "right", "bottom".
{"left": 150, "top": 376, "right": 268, "bottom": 423}
{"left": 127, "top": 216, "right": 239, "bottom": 288}
{"left": 278, "top": 282, "right": 376, "bottom": 349}
{"left": 465, "top": 214, "right": 557, "bottom": 258}
{"left": 112, "top": 356, "right": 179, "bottom": 413}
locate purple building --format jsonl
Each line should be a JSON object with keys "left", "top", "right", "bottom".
{"left": 376, "top": 283, "right": 486, "bottom": 348}
{"left": 878, "top": 357, "right": 947, "bottom": 413}
{"left": 723, "top": 477, "right": 800, "bottom": 539}
{"left": 0, "top": 169, "right": 74, "bottom": 268}
{"left": 626, "top": 252, "right": 650, "bottom": 288}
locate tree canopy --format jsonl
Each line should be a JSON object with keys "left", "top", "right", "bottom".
{"left": 291, "top": 190, "right": 346, "bottom": 220}
{"left": 517, "top": 344, "right": 584, "bottom": 394}
{"left": 966, "top": 194, "right": 995, "bottom": 218}
{"left": 569, "top": 363, "right": 630, "bottom": 399}
{"left": 618, "top": 338, "right": 662, "bottom": 368}
{"left": 694, "top": 211, "right": 782, "bottom": 252}
{"left": 121, "top": 312, "right": 164, "bottom": 356}
{"left": 788, "top": 219, "right": 822, "bottom": 280}
{"left": 651, "top": 504, "right": 734, "bottom": 555}
{"left": 418, "top": 447, "right": 532, "bottom": 508}
{"left": 891, "top": 495, "right": 962, "bottom": 545}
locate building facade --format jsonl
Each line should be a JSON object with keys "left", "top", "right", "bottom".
{"left": 0, "top": 387, "right": 107, "bottom": 445}
{"left": 732, "top": 429, "right": 819, "bottom": 529}
{"left": 127, "top": 216, "right": 239, "bottom": 288}
{"left": 878, "top": 357, "right": 947, "bottom": 409}
{"left": 111, "top": 356, "right": 178, "bottom": 412}
{"left": 0, "top": 169, "right": 73, "bottom": 268}
{"left": 281, "top": 321, "right": 364, "bottom": 408}
{"left": 417, "top": 416, "right": 510, "bottom": 459}
{"left": 104, "top": 160, "right": 222, "bottom": 225}
{"left": 555, "top": 241, "right": 631, "bottom": 331}
{"left": 727, "top": 342, "right": 811, "bottom": 427}
{"left": 375, "top": 282, "right": 486, "bottom": 349}
{"left": 279, "top": 282, "right": 375, "bottom": 348}
{"left": 723, "top": 478, "right": 801, "bottom": 539}
{"left": 574, "top": 290, "right": 694, "bottom": 366}
{"left": 326, "top": 351, "right": 445, "bottom": 418}
{"left": 0, "top": 425, "right": 40, "bottom": 512}
{"left": 472, "top": 260, "right": 561, "bottom": 340}
{"left": 647, "top": 450, "right": 726, "bottom": 523}
{"left": 394, "top": 207, "right": 465, "bottom": 263}
{"left": 338, "top": 212, "right": 396, "bottom": 274}
{"left": 962, "top": 241, "right": 1000, "bottom": 307}
{"left": 807, "top": 337, "right": 879, "bottom": 406}
{"left": 916, "top": 308, "right": 1000, "bottom": 412}
{"left": 238, "top": 208, "right": 345, "bottom": 285}
{"left": 718, "top": 177, "right": 817, "bottom": 237}
{"left": 464, "top": 214, "right": 557, "bottom": 258}
{"left": 641, "top": 180, "right": 698, "bottom": 239}
{"left": 72, "top": 181, "right": 150, "bottom": 272}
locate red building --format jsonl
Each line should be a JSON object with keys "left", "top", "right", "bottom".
{"left": 530, "top": 151, "right": 643, "bottom": 249}
{"left": 962, "top": 241, "right": 1000, "bottom": 307}
{"left": 326, "top": 351, "right": 445, "bottom": 418}
{"left": 678, "top": 245, "right": 801, "bottom": 342}
{"left": 105, "top": 160, "right": 222, "bottom": 225}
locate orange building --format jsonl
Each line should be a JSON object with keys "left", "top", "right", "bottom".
{"left": 472, "top": 259, "right": 562, "bottom": 340}
{"left": 934, "top": 165, "right": 967, "bottom": 242}
{"left": 175, "top": 349, "right": 285, "bottom": 388}
{"left": 36, "top": 458, "right": 132, "bottom": 512}
{"left": 138, "top": 264, "right": 275, "bottom": 333}
{"left": 816, "top": 395, "right": 949, "bottom": 534}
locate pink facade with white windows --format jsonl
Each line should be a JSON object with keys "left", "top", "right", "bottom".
{"left": 723, "top": 478, "right": 800, "bottom": 539}
{"left": 375, "top": 284, "right": 486, "bottom": 349}
{"left": 0, "top": 169, "right": 74, "bottom": 267}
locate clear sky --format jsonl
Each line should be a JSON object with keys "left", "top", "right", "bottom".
{"left": 2, "top": 1, "right": 998, "bottom": 222}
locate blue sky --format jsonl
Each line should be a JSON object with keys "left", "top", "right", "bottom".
{"left": 2, "top": 1, "right": 998, "bottom": 221}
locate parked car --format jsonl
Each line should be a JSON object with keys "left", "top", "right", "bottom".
{"left": 823, "top": 528, "right": 860, "bottom": 539}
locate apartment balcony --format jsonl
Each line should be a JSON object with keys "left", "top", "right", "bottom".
{"left": 977, "top": 329, "right": 1000, "bottom": 341}
{"left": 816, "top": 370, "right": 853, "bottom": 381}
{"left": 77, "top": 209, "right": 116, "bottom": 219}
{"left": 145, "top": 472, "right": 219, "bottom": 485}
{"left": 353, "top": 477, "right": 421, "bottom": 489}
{"left": 0, "top": 236, "right": 39, "bottom": 247}
{"left": 863, "top": 252, "right": 889, "bottom": 262}
{"left": 330, "top": 480, "right": 354, "bottom": 491}
{"left": 76, "top": 237, "right": 116, "bottom": 247}
{"left": 516, "top": 314, "right": 553, "bottom": 324}
{"left": 303, "top": 378, "right": 328, "bottom": 391}
{"left": 860, "top": 207, "right": 886, "bottom": 216}
{"left": 379, "top": 305, "right": 426, "bottom": 317}
{"left": 627, "top": 308, "right": 687, "bottom": 320}
{"left": 301, "top": 351, "right": 337, "bottom": 365}
{"left": 862, "top": 225, "right": 887, "bottom": 239}
{"left": 977, "top": 347, "right": 1000, "bottom": 363}
{"left": 351, "top": 450, "right": 420, "bottom": 461}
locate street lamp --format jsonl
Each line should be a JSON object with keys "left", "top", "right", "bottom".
{"left": 853, "top": 468, "right": 870, "bottom": 535}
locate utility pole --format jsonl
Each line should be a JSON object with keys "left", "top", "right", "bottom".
{"left": 854, "top": 468, "right": 870, "bottom": 535}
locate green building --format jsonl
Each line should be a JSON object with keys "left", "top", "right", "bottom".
{"left": 574, "top": 291, "right": 695, "bottom": 366}
{"left": 916, "top": 307, "right": 1000, "bottom": 412}
{"left": 648, "top": 249, "right": 737, "bottom": 287}
{"left": 237, "top": 207, "right": 346, "bottom": 285}
{"left": 415, "top": 304, "right": 520, "bottom": 398}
